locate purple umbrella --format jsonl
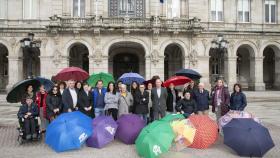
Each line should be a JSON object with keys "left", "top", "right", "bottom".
{"left": 115, "top": 114, "right": 145, "bottom": 144}
{"left": 86, "top": 116, "right": 118, "bottom": 148}
{"left": 118, "top": 72, "right": 145, "bottom": 85}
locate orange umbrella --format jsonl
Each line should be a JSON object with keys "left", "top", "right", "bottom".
{"left": 188, "top": 115, "right": 218, "bottom": 149}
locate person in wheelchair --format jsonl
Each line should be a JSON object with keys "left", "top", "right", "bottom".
{"left": 17, "top": 96, "right": 39, "bottom": 140}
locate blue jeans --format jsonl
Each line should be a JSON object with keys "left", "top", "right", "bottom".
{"left": 95, "top": 108, "right": 104, "bottom": 118}
{"left": 138, "top": 114, "right": 148, "bottom": 124}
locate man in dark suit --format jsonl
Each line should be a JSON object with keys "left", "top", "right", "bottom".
{"left": 151, "top": 79, "right": 168, "bottom": 120}
{"left": 78, "top": 83, "right": 94, "bottom": 118}
{"left": 62, "top": 79, "right": 79, "bottom": 113}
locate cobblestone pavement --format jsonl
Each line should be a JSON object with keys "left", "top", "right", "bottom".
{"left": 0, "top": 92, "right": 279, "bottom": 158}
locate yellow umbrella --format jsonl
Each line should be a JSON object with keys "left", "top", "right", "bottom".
{"left": 171, "top": 119, "right": 196, "bottom": 147}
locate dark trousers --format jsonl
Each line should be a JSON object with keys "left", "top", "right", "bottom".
{"left": 107, "top": 108, "right": 118, "bottom": 121}
{"left": 24, "top": 118, "right": 36, "bottom": 135}
{"left": 153, "top": 110, "right": 166, "bottom": 120}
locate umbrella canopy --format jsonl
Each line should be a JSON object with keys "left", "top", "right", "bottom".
{"left": 6, "top": 79, "right": 41, "bottom": 103}
{"left": 118, "top": 72, "right": 145, "bottom": 85}
{"left": 219, "top": 110, "right": 261, "bottom": 129}
{"left": 54, "top": 67, "right": 89, "bottom": 81}
{"left": 171, "top": 119, "right": 196, "bottom": 147}
{"left": 86, "top": 116, "right": 118, "bottom": 148}
{"left": 163, "top": 76, "right": 192, "bottom": 87}
{"left": 188, "top": 115, "right": 218, "bottom": 149}
{"left": 87, "top": 72, "right": 115, "bottom": 87}
{"left": 45, "top": 111, "right": 93, "bottom": 152}
{"left": 35, "top": 76, "right": 54, "bottom": 92}
{"left": 223, "top": 118, "right": 274, "bottom": 157}
{"left": 136, "top": 120, "right": 175, "bottom": 158}
{"left": 175, "top": 69, "right": 202, "bottom": 80}
{"left": 161, "top": 114, "right": 185, "bottom": 122}
{"left": 115, "top": 114, "right": 145, "bottom": 144}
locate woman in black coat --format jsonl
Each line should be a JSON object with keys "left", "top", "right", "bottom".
{"left": 133, "top": 84, "right": 149, "bottom": 124}
{"left": 78, "top": 83, "right": 94, "bottom": 118}
{"left": 176, "top": 91, "right": 197, "bottom": 117}
{"left": 166, "top": 83, "right": 180, "bottom": 113}
{"left": 46, "top": 86, "right": 62, "bottom": 122}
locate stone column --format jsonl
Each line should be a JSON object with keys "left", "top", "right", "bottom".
{"left": 150, "top": 57, "right": 165, "bottom": 80}
{"left": 250, "top": 57, "right": 265, "bottom": 91}
{"left": 62, "top": 0, "right": 71, "bottom": 16}
{"left": 224, "top": 56, "right": 237, "bottom": 90}
{"left": 40, "top": 56, "right": 54, "bottom": 79}
{"left": 196, "top": 56, "right": 211, "bottom": 90}
{"left": 85, "top": 0, "right": 92, "bottom": 16}
{"left": 90, "top": 56, "right": 108, "bottom": 74}
{"left": 6, "top": 56, "right": 23, "bottom": 90}
{"left": 184, "top": 56, "right": 190, "bottom": 69}
{"left": 145, "top": 56, "right": 152, "bottom": 80}
{"left": 274, "top": 57, "right": 280, "bottom": 89}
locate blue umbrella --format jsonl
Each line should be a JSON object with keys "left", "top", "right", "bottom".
{"left": 175, "top": 69, "right": 202, "bottom": 79}
{"left": 118, "top": 72, "right": 145, "bottom": 85}
{"left": 45, "top": 111, "right": 93, "bottom": 152}
{"left": 223, "top": 118, "right": 274, "bottom": 157}
{"left": 35, "top": 76, "right": 55, "bottom": 92}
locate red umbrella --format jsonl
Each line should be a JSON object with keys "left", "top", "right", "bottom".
{"left": 163, "top": 76, "right": 192, "bottom": 87}
{"left": 54, "top": 67, "right": 89, "bottom": 81}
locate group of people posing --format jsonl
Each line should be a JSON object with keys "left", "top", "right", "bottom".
{"left": 18, "top": 77, "right": 247, "bottom": 140}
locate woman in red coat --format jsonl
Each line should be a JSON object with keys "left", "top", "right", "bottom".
{"left": 36, "top": 85, "right": 48, "bottom": 133}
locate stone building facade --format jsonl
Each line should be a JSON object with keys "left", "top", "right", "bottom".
{"left": 0, "top": 0, "right": 280, "bottom": 91}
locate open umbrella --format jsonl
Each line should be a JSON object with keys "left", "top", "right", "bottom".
{"left": 175, "top": 69, "right": 202, "bottom": 80}
{"left": 188, "top": 115, "right": 218, "bottom": 149}
{"left": 171, "top": 119, "right": 196, "bottom": 147}
{"left": 6, "top": 79, "right": 41, "bottom": 103}
{"left": 45, "top": 111, "right": 93, "bottom": 152}
{"left": 86, "top": 116, "right": 118, "bottom": 148}
{"left": 161, "top": 114, "right": 185, "bottom": 122}
{"left": 163, "top": 76, "right": 192, "bottom": 87}
{"left": 87, "top": 72, "right": 114, "bottom": 87}
{"left": 35, "top": 76, "right": 54, "bottom": 92}
{"left": 136, "top": 120, "right": 175, "bottom": 158}
{"left": 118, "top": 72, "right": 145, "bottom": 85}
{"left": 223, "top": 118, "right": 274, "bottom": 157}
{"left": 54, "top": 67, "right": 89, "bottom": 81}
{"left": 115, "top": 114, "right": 145, "bottom": 144}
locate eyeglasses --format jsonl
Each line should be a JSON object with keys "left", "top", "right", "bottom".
{"left": 140, "top": 87, "right": 145, "bottom": 88}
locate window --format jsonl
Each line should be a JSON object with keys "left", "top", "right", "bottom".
{"left": 238, "top": 0, "right": 250, "bottom": 22}
{"left": 109, "top": 0, "right": 145, "bottom": 17}
{"left": 119, "top": 0, "right": 135, "bottom": 15}
{"left": 23, "top": 0, "right": 38, "bottom": 19}
{"left": 265, "top": 0, "right": 276, "bottom": 23}
{"left": 0, "top": 0, "right": 7, "bottom": 19}
{"left": 166, "top": 0, "right": 180, "bottom": 18}
{"left": 211, "top": 0, "right": 223, "bottom": 21}
{"left": 73, "top": 0, "right": 85, "bottom": 17}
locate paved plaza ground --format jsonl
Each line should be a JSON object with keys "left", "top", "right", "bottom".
{"left": 0, "top": 91, "right": 279, "bottom": 158}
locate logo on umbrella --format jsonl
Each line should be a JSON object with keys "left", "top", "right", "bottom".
{"left": 105, "top": 126, "right": 116, "bottom": 135}
{"left": 79, "top": 132, "right": 88, "bottom": 143}
{"left": 153, "top": 145, "right": 162, "bottom": 156}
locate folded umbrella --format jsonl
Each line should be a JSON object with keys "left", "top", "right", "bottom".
{"left": 115, "top": 114, "right": 145, "bottom": 144}
{"left": 163, "top": 76, "right": 192, "bottom": 87}
{"left": 35, "top": 76, "right": 54, "bottom": 92}
{"left": 118, "top": 72, "right": 145, "bottom": 85}
{"left": 45, "top": 111, "right": 93, "bottom": 152}
{"left": 223, "top": 118, "right": 274, "bottom": 157}
{"left": 87, "top": 72, "right": 115, "bottom": 87}
{"left": 175, "top": 69, "right": 202, "bottom": 80}
{"left": 86, "top": 116, "right": 118, "bottom": 148}
{"left": 54, "top": 67, "right": 89, "bottom": 81}
{"left": 188, "top": 115, "right": 218, "bottom": 149}
{"left": 161, "top": 114, "right": 185, "bottom": 122}
{"left": 136, "top": 120, "right": 175, "bottom": 158}
{"left": 6, "top": 79, "right": 41, "bottom": 103}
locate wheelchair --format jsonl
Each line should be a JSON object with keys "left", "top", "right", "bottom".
{"left": 17, "top": 116, "right": 41, "bottom": 144}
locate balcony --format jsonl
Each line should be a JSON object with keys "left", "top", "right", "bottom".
{"left": 47, "top": 15, "right": 203, "bottom": 34}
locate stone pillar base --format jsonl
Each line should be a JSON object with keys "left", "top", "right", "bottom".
{"left": 249, "top": 82, "right": 266, "bottom": 91}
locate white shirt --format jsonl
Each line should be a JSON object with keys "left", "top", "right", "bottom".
{"left": 157, "top": 88, "right": 161, "bottom": 98}
{"left": 69, "top": 88, "right": 78, "bottom": 108}
{"left": 60, "top": 89, "right": 64, "bottom": 95}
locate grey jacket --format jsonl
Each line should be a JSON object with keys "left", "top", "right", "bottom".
{"left": 151, "top": 87, "right": 168, "bottom": 112}
{"left": 118, "top": 92, "right": 133, "bottom": 117}
{"left": 104, "top": 92, "right": 119, "bottom": 110}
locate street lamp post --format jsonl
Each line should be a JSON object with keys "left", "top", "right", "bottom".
{"left": 210, "top": 34, "right": 229, "bottom": 81}
{"left": 20, "top": 33, "right": 41, "bottom": 79}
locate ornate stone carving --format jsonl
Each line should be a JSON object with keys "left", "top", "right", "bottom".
{"left": 8, "top": 38, "right": 17, "bottom": 49}
{"left": 188, "top": 50, "right": 198, "bottom": 67}
{"left": 150, "top": 49, "right": 160, "bottom": 65}
{"left": 255, "top": 40, "right": 262, "bottom": 50}
{"left": 92, "top": 49, "right": 103, "bottom": 65}
{"left": 53, "top": 50, "right": 62, "bottom": 66}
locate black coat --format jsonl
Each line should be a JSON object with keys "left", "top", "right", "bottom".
{"left": 133, "top": 90, "right": 149, "bottom": 114}
{"left": 175, "top": 98, "right": 197, "bottom": 114}
{"left": 166, "top": 88, "right": 180, "bottom": 112}
{"left": 78, "top": 90, "right": 94, "bottom": 118}
{"left": 62, "top": 88, "right": 79, "bottom": 112}
{"left": 17, "top": 103, "right": 39, "bottom": 119}
{"left": 46, "top": 94, "right": 62, "bottom": 118}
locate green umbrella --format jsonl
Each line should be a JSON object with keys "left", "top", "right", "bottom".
{"left": 161, "top": 114, "right": 185, "bottom": 122}
{"left": 87, "top": 72, "right": 115, "bottom": 87}
{"left": 136, "top": 121, "right": 175, "bottom": 158}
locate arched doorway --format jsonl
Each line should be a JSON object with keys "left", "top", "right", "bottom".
{"left": 0, "top": 44, "right": 8, "bottom": 91}
{"left": 209, "top": 50, "right": 225, "bottom": 86}
{"left": 69, "top": 43, "right": 89, "bottom": 72}
{"left": 164, "top": 44, "right": 183, "bottom": 80}
{"left": 236, "top": 45, "right": 255, "bottom": 90}
{"left": 22, "top": 46, "right": 40, "bottom": 79}
{"left": 108, "top": 42, "right": 145, "bottom": 80}
{"left": 263, "top": 45, "right": 280, "bottom": 90}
